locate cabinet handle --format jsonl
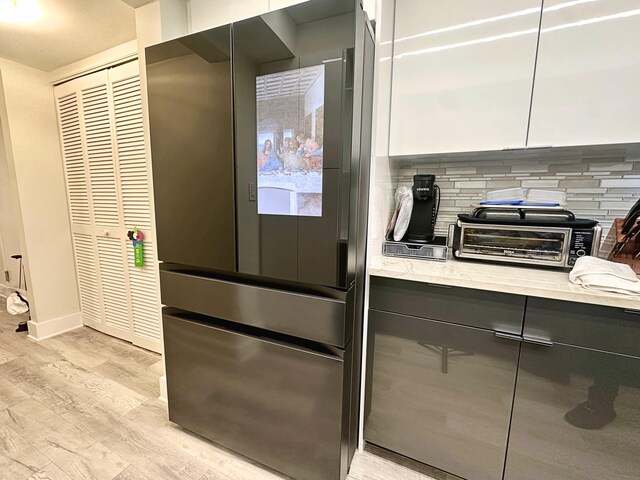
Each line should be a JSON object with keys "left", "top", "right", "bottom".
{"left": 624, "top": 309, "right": 640, "bottom": 315}
{"left": 523, "top": 335, "right": 553, "bottom": 347}
{"left": 494, "top": 331, "right": 523, "bottom": 342}
{"left": 427, "top": 283, "right": 451, "bottom": 289}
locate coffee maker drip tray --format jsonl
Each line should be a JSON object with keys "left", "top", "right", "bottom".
{"left": 383, "top": 236, "right": 448, "bottom": 261}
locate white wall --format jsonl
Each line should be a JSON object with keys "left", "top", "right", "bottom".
{"left": 0, "top": 58, "right": 81, "bottom": 336}
{"left": 190, "top": 0, "right": 268, "bottom": 32}
{"left": 0, "top": 115, "right": 23, "bottom": 295}
{"left": 136, "top": 1, "right": 163, "bottom": 49}
{"left": 159, "top": 0, "right": 189, "bottom": 40}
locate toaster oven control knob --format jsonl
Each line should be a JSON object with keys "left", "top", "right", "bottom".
{"left": 576, "top": 249, "right": 586, "bottom": 257}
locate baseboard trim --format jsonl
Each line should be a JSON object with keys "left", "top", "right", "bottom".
{"left": 27, "top": 311, "right": 83, "bottom": 341}
{"left": 159, "top": 375, "right": 167, "bottom": 403}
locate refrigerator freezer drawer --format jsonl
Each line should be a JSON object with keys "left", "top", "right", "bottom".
{"left": 163, "top": 312, "right": 348, "bottom": 480}
{"left": 160, "top": 268, "right": 352, "bottom": 347}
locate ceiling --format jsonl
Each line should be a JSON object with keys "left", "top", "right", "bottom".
{"left": 0, "top": 0, "right": 137, "bottom": 72}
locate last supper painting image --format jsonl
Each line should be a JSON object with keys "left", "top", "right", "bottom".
{"left": 256, "top": 64, "right": 324, "bottom": 217}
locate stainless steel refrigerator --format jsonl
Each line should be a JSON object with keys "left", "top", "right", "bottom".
{"left": 145, "top": 1, "right": 374, "bottom": 480}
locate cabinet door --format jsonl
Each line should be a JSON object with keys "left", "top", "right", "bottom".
{"left": 389, "top": 0, "right": 542, "bottom": 156}
{"left": 528, "top": 0, "right": 640, "bottom": 147}
{"left": 505, "top": 343, "right": 640, "bottom": 480}
{"left": 364, "top": 310, "right": 521, "bottom": 480}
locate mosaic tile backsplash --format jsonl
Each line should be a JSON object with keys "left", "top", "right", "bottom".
{"left": 391, "top": 144, "right": 640, "bottom": 238}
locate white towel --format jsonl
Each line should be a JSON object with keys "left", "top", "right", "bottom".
{"left": 569, "top": 256, "right": 640, "bottom": 297}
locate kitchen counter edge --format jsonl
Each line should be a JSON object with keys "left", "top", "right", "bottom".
{"left": 368, "top": 256, "right": 640, "bottom": 311}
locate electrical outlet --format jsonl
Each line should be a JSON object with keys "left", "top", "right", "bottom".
{"left": 4, "top": 270, "right": 9, "bottom": 282}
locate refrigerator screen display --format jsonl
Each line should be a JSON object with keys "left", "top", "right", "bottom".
{"left": 256, "top": 65, "right": 325, "bottom": 217}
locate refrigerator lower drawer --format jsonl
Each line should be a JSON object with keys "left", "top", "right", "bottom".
{"left": 163, "top": 312, "right": 348, "bottom": 480}
{"left": 160, "top": 268, "right": 352, "bottom": 347}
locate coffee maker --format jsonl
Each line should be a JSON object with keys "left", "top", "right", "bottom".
{"left": 405, "top": 174, "right": 440, "bottom": 243}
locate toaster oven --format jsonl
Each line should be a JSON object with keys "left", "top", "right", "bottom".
{"left": 451, "top": 218, "right": 602, "bottom": 268}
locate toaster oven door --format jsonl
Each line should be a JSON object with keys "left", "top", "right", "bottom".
{"left": 457, "top": 224, "right": 571, "bottom": 266}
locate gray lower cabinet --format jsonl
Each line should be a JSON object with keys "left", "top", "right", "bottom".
{"left": 505, "top": 298, "right": 640, "bottom": 480}
{"left": 505, "top": 342, "right": 640, "bottom": 480}
{"left": 364, "top": 309, "right": 521, "bottom": 480}
{"left": 366, "top": 279, "right": 640, "bottom": 480}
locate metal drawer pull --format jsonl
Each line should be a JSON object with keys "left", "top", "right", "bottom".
{"left": 624, "top": 309, "right": 640, "bottom": 315}
{"left": 494, "top": 331, "right": 523, "bottom": 342}
{"left": 523, "top": 335, "right": 553, "bottom": 347}
{"left": 427, "top": 283, "right": 452, "bottom": 289}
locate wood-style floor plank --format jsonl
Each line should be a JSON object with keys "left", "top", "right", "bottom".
{"left": 27, "top": 463, "right": 73, "bottom": 480}
{"left": 60, "top": 328, "right": 159, "bottom": 368}
{"left": 40, "top": 360, "right": 145, "bottom": 416}
{"left": 5, "top": 398, "right": 99, "bottom": 455}
{"left": 43, "top": 441, "right": 129, "bottom": 480}
{"left": 38, "top": 336, "right": 109, "bottom": 369}
{"left": 111, "top": 465, "right": 155, "bottom": 480}
{"left": 92, "top": 360, "right": 159, "bottom": 399}
{"left": 102, "top": 422, "right": 209, "bottom": 480}
{"left": 0, "top": 332, "right": 63, "bottom": 365}
{"left": 0, "top": 305, "right": 436, "bottom": 480}
{"left": 0, "top": 345, "right": 17, "bottom": 365}
{"left": 0, "top": 410, "right": 50, "bottom": 477}
{"left": 0, "top": 357, "right": 92, "bottom": 417}
{"left": 198, "top": 468, "right": 234, "bottom": 480}
{"left": 0, "top": 453, "right": 40, "bottom": 480}
{"left": 122, "top": 400, "right": 286, "bottom": 480}
{"left": 0, "top": 376, "right": 29, "bottom": 411}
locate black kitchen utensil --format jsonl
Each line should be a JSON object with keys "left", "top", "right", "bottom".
{"left": 621, "top": 198, "right": 640, "bottom": 234}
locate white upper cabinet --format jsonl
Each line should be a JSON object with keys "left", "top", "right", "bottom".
{"left": 389, "top": 0, "right": 542, "bottom": 156}
{"left": 528, "top": 0, "right": 640, "bottom": 147}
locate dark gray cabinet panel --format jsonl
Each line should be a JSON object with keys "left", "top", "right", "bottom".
{"left": 163, "top": 312, "right": 347, "bottom": 480}
{"left": 369, "top": 276, "right": 525, "bottom": 333}
{"left": 524, "top": 298, "right": 640, "bottom": 357}
{"left": 364, "top": 310, "right": 520, "bottom": 480}
{"left": 505, "top": 343, "right": 640, "bottom": 480}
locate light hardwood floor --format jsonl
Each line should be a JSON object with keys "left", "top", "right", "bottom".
{"left": 0, "top": 304, "right": 437, "bottom": 480}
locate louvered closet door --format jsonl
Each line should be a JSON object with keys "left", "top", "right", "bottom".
{"left": 109, "top": 61, "right": 161, "bottom": 352}
{"left": 55, "top": 61, "right": 161, "bottom": 353}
